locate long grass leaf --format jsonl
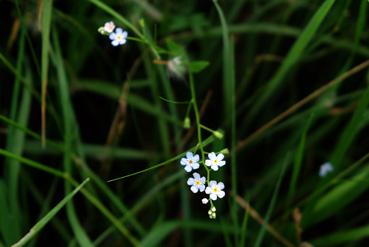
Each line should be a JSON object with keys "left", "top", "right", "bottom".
{"left": 249, "top": 0, "right": 337, "bottom": 119}
{"left": 11, "top": 178, "right": 90, "bottom": 247}
{"left": 40, "top": 0, "right": 53, "bottom": 146}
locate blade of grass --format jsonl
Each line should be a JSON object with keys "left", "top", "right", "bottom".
{"left": 288, "top": 113, "right": 314, "bottom": 201}
{"left": 11, "top": 178, "right": 90, "bottom": 247}
{"left": 330, "top": 71, "right": 369, "bottom": 169}
{"left": 212, "top": 1, "right": 239, "bottom": 243}
{"left": 248, "top": 0, "right": 337, "bottom": 120}
{"left": 142, "top": 51, "right": 170, "bottom": 156}
{"left": 52, "top": 30, "right": 141, "bottom": 245}
{"left": 24, "top": 141, "right": 158, "bottom": 160}
{"left": 235, "top": 194, "right": 294, "bottom": 247}
{"left": 40, "top": 0, "right": 53, "bottom": 146}
{"left": 0, "top": 114, "right": 146, "bottom": 237}
{"left": 95, "top": 171, "right": 183, "bottom": 245}
{"left": 141, "top": 222, "right": 179, "bottom": 247}
{"left": 52, "top": 30, "right": 94, "bottom": 247}
{"left": 237, "top": 59, "right": 369, "bottom": 151}
{"left": 3, "top": 23, "right": 28, "bottom": 245}
{"left": 303, "top": 166, "right": 369, "bottom": 227}
{"left": 0, "top": 149, "right": 140, "bottom": 246}
{"left": 312, "top": 224, "right": 369, "bottom": 246}
{"left": 254, "top": 154, "right": 290, "bottom": 247}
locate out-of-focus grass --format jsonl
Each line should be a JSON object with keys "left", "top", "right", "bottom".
{"left": 1, "top": 0, "right": 369, "bottom": 246}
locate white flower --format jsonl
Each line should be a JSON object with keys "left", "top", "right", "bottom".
{"left": 167, "top": 57, "right": 186, "bottom": 79}
{"left": 205, "top": 152, "right": 226, "bottom": 171}
{"left": 187, "top": 172, "right": 205, "bottom": 193}
{"left": 98, "top": 21, "right": 116, "bottom": 35}
{"left": 109, "top": 28, "right": 128, "bottom": 46}
{"left": 103, "top": 21, "right": 116, "bottom": 33}
{"left": 180, "top": 152, "right": 200, "bottom": 172}
{"left": 319, "top": 162, "right": 334, "bottom": 177}
{"left": 201, "top": 198, "right": 208, "bottom": 204}
{"left": 205, "top": 181, "right": 225, "bottom": 200}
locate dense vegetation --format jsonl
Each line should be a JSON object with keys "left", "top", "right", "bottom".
{"left": 1, "top": 0, "right": 369, "bottom": 246}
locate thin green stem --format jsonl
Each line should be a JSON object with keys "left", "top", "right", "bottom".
{"left": 188, "top": 72, "right": 210, "bottom": 182}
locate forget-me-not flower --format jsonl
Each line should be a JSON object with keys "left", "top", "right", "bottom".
{"left": 187, "top": 172, "right": 206, "bottom": 193}
{"left": 109, "top": 28, "right": 128, "bottom": 46}
{"left": 205, "top": 180, "right": 225, "bottom": 200}
{"left": 180, "top": 152, "right": 200, "bottom": 172}
{"left": 319, "top": 162, "right": 334, "bottom": 177}
{"left": 205, "top": 152, "right": 226, "bottom": 171}
{"left": 98, "top": 21, "right": 116, "bottom": 35}
{"left": 103, "top": 21, "right": 115, "bottom": 33}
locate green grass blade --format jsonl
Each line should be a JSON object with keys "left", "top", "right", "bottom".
{"left": 0, "top": 149, "right": 66, "bottom": 178}
{"left": 40, "top": 0, "right": 53, "bottom": 145}
{"left": 331, "top": 77, "right": 369, "bottom": 168}
{"left": 312, "top": 224, "right": 369, "bottom": 246}
{"left": 3, "top": 23, "right": 28, "bottom": 244}
{"left": 254, "top": 154, "right": 289, "bottom": 247}
{"left": 288, "top": 113, "right": 314, "bottom": 201}
{"left": 11, "top": 178, "right": 90, "bottom": 247}
{"left": 51, "top": 31, "right": 94, "bottom": 247}
{"left": 141, "top": 222, "right": 179, "bottom": 247}
{"left": 212, "top": 1, "right": 239, "bottom": 242}
{"left": 248, "top": 0, "right": 337, "bottom": 119}
{"left": 0, "top": 148, "right": 140, "bottom": 246}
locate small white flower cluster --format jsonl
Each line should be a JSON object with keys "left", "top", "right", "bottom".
{"left": 180, "top": 151, "right": 226, "bottom": 219}
{"left": 98, "top": 21, "right": 128, "bottom": 47}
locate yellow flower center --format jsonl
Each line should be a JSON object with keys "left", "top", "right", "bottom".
{"left": 116, "top": 34, "right": 123, "bottom": 41}
{"left": 189, "top": 160, "right": 193, "bottom": 164}
{"left": 213, "top": 187, "right": 218, "bottom": 193}
{"left": 214, "top": 159, "right": 218, "bottom": 164}
{"left": 195, "top": 180, "right": 201, "bottom": 186}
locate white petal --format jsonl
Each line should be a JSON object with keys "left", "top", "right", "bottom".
{"left": 209, "top": 180, "right": 217, "bottom": 187}
{"left": 210, "top": 193, "right": 217, "bottom": 200}
{"left": 193, "top": 154, "right": 200, "bottom": 162}
{"left": 122, "top": 31, "right": 128, "bottom": 38}
{"left": 111, "top": 40, "right": 119, "bottom": 46}
{"left": 217, "top": 153, "right": 224, "bottom": 161}
{"left": 218, "top": 191, "right": 225, "bottom": 198}
{"left": 109, "top": 33, "right": 116, "bottom": 40}
{"left": 115, "top": 28, "right": 123, "bottom": 34}
{"left": 186, "top": 152, "right": 193, "bottom": 159}
{"left": 187, "top": 178, "right": 194, "bottom": 186}
{"left": 193, "top": 172, "right": 200, "bottom": 179}
{"left": 192, "top": 163, "right": 199, "bottom": 169}
{"left": 184, "top": 165, "right": 192, "bottom": 172}
{"left": 211, "top": 165, "right": 219, "bottom": 171}
{"left": 180, "top": 158, "right": 187, "bottom": 165}
{"left": 205, "top": 160, "right": 212, "bottom": 166}
{"left": 191, "top": 186, "right": 198, "bottom": 193}
{"left": 205, "top": 187, "right": 211, "bottom": 194}
{"left": 208, "top": 152, "right": 216, "bottom": 160}
{"left": 199, "top": 184, "right": 205, "bottom": 192}
{"left": 218, "top": 182, "right": 224, "bottom": 190}
{"left": 219, "top": 161, "right": 226, "bottom": 167}
{"left": 200, "top": 177, "right": 206, "bottom": 183}
{"left": 202, "top": 198, "right": 208, "bottom": 204}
